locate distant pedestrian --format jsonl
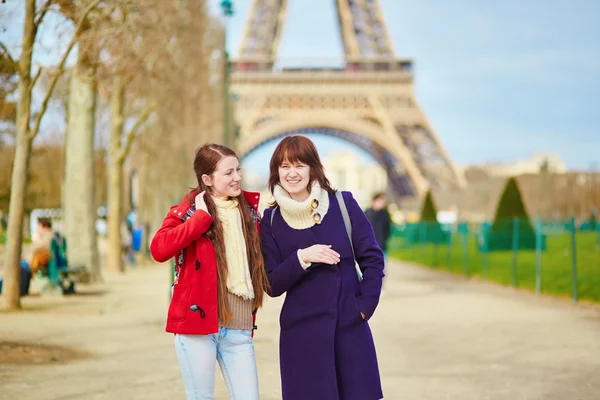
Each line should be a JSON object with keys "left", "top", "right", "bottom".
{"left": 364, "top": 192, "right": 392, "bottom": 261}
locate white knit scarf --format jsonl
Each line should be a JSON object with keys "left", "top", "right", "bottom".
{"left": 213, "top": 197, "right": 254, "bottom": 300}
{"left": 272, "top": 183, "right": 330, "bottom": 230}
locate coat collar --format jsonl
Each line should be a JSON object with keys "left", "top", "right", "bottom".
{"left": 272, "top": 184, "right": 330, "bottom": 230}
{"left": 243, "top": 190, "right": 260, "bottom": 211}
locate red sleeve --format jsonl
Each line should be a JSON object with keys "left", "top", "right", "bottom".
{"left": 150, "top": 206, "right": 213, "bottom": 262}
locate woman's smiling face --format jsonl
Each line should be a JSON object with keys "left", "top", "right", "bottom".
{"left": 204, "top": 155, "right": 242, "bottom": 200}
{"left": 278, "top": 159, "right": 311, "bottom": 201}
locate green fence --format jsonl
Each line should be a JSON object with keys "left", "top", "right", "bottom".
{"left": 389, "top": 218, "right": 600, "bottom": 303}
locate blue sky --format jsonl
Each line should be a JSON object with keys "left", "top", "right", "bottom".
{"left": 208, "top": 0, "right": 600, "bottom": 174}
{"left": 2, "top": 1, "right": 599, "bottom": 174}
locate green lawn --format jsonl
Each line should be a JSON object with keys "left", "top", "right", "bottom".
{"left": 389, "top": 231, "right": 600, "bottom": 303}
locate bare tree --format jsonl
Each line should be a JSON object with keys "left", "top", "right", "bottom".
{"left": 1, "top": 0, "right": 101, "bottom": 310}
{"left": 109, "top": 0, "right": 226, "bottom": 262}
{"left": 57, "top": 0, "right": 105, "bottom": 283}
{"left": 106, "top": 76, "right": 153, "bottom": 272}
{"left": 1, "top": 0, "right": 231, "bottom": 307}
{"left": 96, "top": 3, "right": 161, "bottom": 273}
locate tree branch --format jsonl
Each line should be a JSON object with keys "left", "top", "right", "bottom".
{"left": 0, "top": 42, "right": 19, "bottom": 74}
{"left": 28, "top": 0, "right": 103, "bottom": 140}
{"left": 55, "top": 0, "right": 77, "bottom": 22}
{"left": 118, "top": 103, "right": 154, "bottom": 163}
{"left": 29, "top": 66, "right": 43, "bottom": 92}
{"left": 35, "top": 0, "right": 54, "bottom": 27}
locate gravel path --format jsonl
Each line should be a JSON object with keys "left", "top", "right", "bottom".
{"left": 1, "top": 259, "right": 598, "bottom": 399}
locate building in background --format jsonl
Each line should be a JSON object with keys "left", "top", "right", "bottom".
{"left": 461, "top": 153, "right": 566, "bottom": 180}
{"left": 322, "top": 150, "right": 387, "bottom": 208}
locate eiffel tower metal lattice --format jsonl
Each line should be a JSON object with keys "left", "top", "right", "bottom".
{"left": 231, "top": 0, "right": 466, "bottom": 198}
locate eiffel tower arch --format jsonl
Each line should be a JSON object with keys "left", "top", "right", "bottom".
{"left": 231, "top": 0, "right": 466, "bottom": 199}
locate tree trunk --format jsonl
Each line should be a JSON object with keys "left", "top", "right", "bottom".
{"left": 107, "top": 75, "right": 125, "bottom": 273}
{"left": 1, "top": 0, "right": 35, "bottom": 310}
{"left": 2, "top": 137, "right": 33, "bottom": 309}
{"left": 63, "top": 64, "right": 101, "bottom": 283}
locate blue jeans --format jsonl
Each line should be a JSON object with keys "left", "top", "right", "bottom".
{"left": 174, "top": 328, "right": 259, "bottom": 400}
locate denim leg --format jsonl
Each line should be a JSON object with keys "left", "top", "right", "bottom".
{"left": 216, "top": 329, "right": 259, "bottom": 400}
{"left": 174, "top": 334, "right": 218, "bottom": 400}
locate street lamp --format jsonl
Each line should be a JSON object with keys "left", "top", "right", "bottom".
{"left": 220, "top": 0, "right": 234, "bottom": 146}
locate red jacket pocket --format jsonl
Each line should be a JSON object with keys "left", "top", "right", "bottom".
{"left": 168, "top": 283, "right": 191, "bottom": 321}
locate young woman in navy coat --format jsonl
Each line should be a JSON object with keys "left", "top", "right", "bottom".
{"left": 260, "top": 135, "right": 385, "bottom": 400}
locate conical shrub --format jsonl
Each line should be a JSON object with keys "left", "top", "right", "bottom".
{"left": 420, "top": 190, "right": 438, "bottom": 222}
{"left": 416, "top": 190, "right": 448, "bottom": 244}
{"left": 488, "top": 177, "right": 539, "bottom": 250}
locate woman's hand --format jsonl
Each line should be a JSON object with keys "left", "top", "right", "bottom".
{"left": 298, "top": 245, "right": 340, "bottom": 265}
{"left": 195, "top": 191, "right": 209, "bottom": 215}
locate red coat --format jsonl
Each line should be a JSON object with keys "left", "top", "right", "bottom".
{"left": 150, "top": 190, "right": 261, "bottom": 335}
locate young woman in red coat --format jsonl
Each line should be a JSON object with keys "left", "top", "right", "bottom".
{"left": 150, "top": 143, "right": 269, "bottom": 400}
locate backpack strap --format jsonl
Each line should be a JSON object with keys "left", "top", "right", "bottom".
{"left": 335, "top": 191, "right": 363, "bottom": 281}
{"left": 270, "top": 206, "right": 279, "bottom": 238}
{"left": 336, "top": 191, "right": 355, "bottom": 260}
{"left": 270, "top": 206, "right": 278, "bottom": 227}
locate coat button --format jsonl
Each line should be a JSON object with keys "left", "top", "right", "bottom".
{"left": 312, "top": 212, "right": 322, "bottom": 223}
{"left": 195, "top": 260, "right": 201, "bottom": 270}
{"left": 189, "top": 304, "right": 206, "bottom": 318}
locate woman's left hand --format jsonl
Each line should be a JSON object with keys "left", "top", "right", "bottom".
{"left": 361, "top": 312, "right": 367, "bottom": 320}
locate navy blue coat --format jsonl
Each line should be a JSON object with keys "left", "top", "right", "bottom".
{"left": 261, "top": 191, "right": 384, "bottom": 400}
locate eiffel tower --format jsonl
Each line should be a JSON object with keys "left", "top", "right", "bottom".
{"left": 231, "top": 0, "right": 466, "bottom": 199}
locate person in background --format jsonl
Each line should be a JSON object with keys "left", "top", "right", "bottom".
{"left": 121, "top": 220, "right": 134, "bottom": 266}
{"left": 29, "top": 217, "right": 54, "bottom": 275}
{"left": 364, "top": 192, "right": 392, "bottom": 261}
{"left": 3, "top": 217, "right": 56, "bottom": 297}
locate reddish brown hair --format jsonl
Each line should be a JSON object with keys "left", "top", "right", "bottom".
{"left": 193, "top": 143, "right": 269, "bottom": 322}
{"left": 267, "top": 135, "right": 335, "bottom": 203}
{"left": 372, "top": 192, "right": 387, "bottom": 201}
{"left": 37, "top": 217, "right": 52, "bottom": 229}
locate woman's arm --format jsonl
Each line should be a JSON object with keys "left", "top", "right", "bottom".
{"left": 343, "top": 191, "right": 385, "bottom": 319}
{"left": 260, "top": 208, "right": 309, "bottom": 297}
{"left": 150, "top": 206, "right": 213, "bottom": 262}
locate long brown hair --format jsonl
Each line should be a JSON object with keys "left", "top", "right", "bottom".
{"left": 193, "top": 143, "right": 269, "bottom": 323}
{"left": 267, "top": 135, "right": 336, "bottom": 205}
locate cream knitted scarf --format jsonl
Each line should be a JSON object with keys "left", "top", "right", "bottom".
{"left": 213, "top": 197, "right": 254, "bottom": 300}
{"left": 272, "top": 183, "right": 330, "bottom": 230}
